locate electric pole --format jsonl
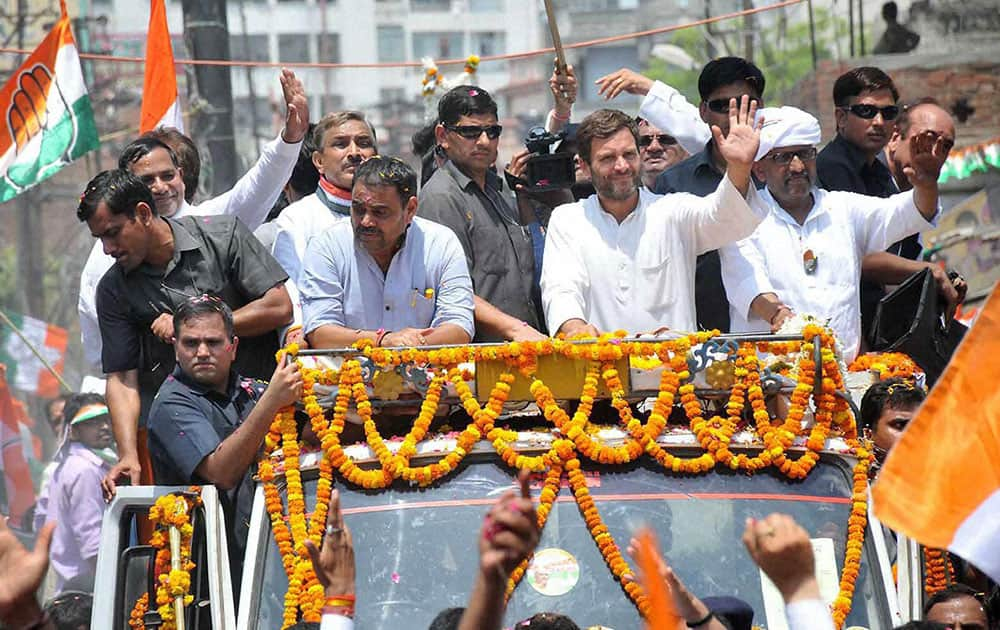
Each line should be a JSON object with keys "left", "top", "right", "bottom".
{"left": 180, "top": 0, "right": 238, "bottom": 195}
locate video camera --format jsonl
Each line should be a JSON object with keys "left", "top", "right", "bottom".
{"left": 523, "top": 126, "right": 576, "bottom": 191}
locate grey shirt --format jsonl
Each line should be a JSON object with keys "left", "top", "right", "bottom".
{"left": 418, "top": 160, "right": 542, "bottom": 340}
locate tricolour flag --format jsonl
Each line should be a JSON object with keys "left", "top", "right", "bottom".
{"left": 0, "top": 366, "right": 37, "bottom": 529}
{"left": 872, "top": 285, "right": 1000, "bottom": 583}
{"left": 139, "top": 0, "right": 184, "bottom": 133}
{"left": 0, "top": 0, "right": 98, "bottom": 203}
{"left": 0, "top": 311, "right": 68, "bottom": 399}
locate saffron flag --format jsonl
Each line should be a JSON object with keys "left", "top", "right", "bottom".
{"left": 872, "top": 286, "right": 1000, "bottom": 583}
{"left": 0, "top": 312, "right": 68, "bottom": 399}
{"left": 139, "top": 0, "right": 184, "bottom": 133}
{"left": 0, "top": 0, "right": 98, "bottom": 203}
{"left": 0, "top": 366, "right": 37, "bottom": 529}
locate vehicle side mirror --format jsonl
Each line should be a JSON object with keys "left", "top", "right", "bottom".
{"left": 115, "top": 545, "right": 158, "bottom": 629}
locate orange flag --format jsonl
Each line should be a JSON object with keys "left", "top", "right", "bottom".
{"left": 0, "top": 366, "right": 37, "bottom": 529}
{"left": 872, "top": 286, "right": 1000, "bottom": 583}
{"left": 139, "top": 0, "right": 183, "bottom": 133}
{"left": 634, "top": 528, "right": 686, "bottom": 630}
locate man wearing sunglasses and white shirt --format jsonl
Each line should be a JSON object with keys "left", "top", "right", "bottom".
{"left": 419, "top": 85, "right": 545, "bottom": 343}
{"left": 720, "top": 106, "right": 949, "bottom": 361}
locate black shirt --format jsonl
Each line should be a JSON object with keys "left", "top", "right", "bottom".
{"left": 653, "top": 143, "right": 731, "bottom": 333}
{"left": 419, "top": 160, "right": 543, "bottom": 340}
{"left": 95, "top": 214, "right": 288, "bottom": 424}
{"left": 147, "top": 366, "right": 267, "bottom": 594}
{"left": 816, "top": 133, "right": 921, "bottom": 341}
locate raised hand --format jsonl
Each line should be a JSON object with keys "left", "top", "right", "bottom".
{"left": 595, "top": 68, "right": 653, "bottom": 100}
{"left": 549, "top": 60, "right": 577, "bottom": 114}
{"left": 279, "top": 68, "right": 310, "bottom": 144}
{"left": 714, "top": 95, "right": 762, "bottom": 171}
{"left": 742, "top": 514, "right": 819, "bottom": 603}
{"left": 305, "top": 489, "right": 356, "bottom": 598}
{"left": 478, "top": 469, "right": 539, "bottom": 581}
{"left": 903, "top": 129, "right": 949, "bottom": 188}
{"left": 0, "top": 517, "right": 54, "bottom": 628}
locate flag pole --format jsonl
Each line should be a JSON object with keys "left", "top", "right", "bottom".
{"left": 0, "top": 309, "right": 72, "bottom": 393}
{"left": 542, "top": 0, "right": 568, "bottom": 73}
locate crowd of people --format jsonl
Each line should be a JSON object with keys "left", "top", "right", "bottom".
{"left": 7, "top": 45, "right": 989, "bottom": 628}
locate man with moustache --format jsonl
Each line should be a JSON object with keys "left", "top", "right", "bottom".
{"left": 720, "top": 106, "right": 948, "bottom": 360}
{"left": 77, "top": 169, "right": 292, "bottom": 495}
{"left": 77, "top": 69, "right": 308, "bottom": 368}
{"left": 862, "top": 98, "right": 965, "bottom": 315}
{"left": 540, "top": 99, "right": 765, "bottom": 338}
{"left": 419, "top": 86, "right": 545, "bottom": 343}
{"left": 637, "top": 118, "right": 687, "bottom": 191}
{"left": 300, "top": 156, "right": 474, "bottom": 349}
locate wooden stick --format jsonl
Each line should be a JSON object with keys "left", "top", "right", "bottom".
{"left": 0, "top": 309, "right": 71, "bottom": 393}
{"left": 542, "top": 0, "right": 567, "bottom": 73}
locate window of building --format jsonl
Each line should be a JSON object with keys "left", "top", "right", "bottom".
{"left": 277, "top": 33, "right": 312, "bottom": 63}
{"left": 229, "top": 34, "right": 270, "bottom": 62}
{"left": 470, "top": 31, "right": 504, "bottom": 56}
{"left": 412, "top": 31, "right": 463, "bottom": 60}
{"left": 318, "top": 33, "right": 341, "bottom": 63}
{"left": 377, "top": 26, "right": 406, "bottom": 62}
{"left": 411, "top": 0, "right": 451, "bottom": 10}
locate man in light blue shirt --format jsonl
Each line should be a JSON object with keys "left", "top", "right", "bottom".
{"left": 301, "top": 156, "right": 474, "bottom": 348}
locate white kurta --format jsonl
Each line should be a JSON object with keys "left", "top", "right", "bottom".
{"left": 638, "top": 80, "right": 712, "bottom": 156}
{"left": 541, "top": 176, "right": 764, "bottom": 335}
{"left": 719, "top": 186, "right": 936, "bottom": 359}
{"left": 270, "top": 190, "right": 351, "bottom": 284}
{"left": 77, "top": 134, "right": 301, "bottom": 367}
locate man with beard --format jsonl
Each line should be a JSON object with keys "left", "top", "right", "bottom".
{"left": 78, "top": 69, "right": 308, "bottom": 368}
{"left": 720, "top": 106, "right": 948, "bottom": 360}
{"left": 540, "top": 101, "right": 765, "bottom": 338}
{"left": 300, "top": 156, "right": 474, "bottom": 348}
{"left": 637, "top": 118, "right": 687, "bottom": 191}
{"left": 419, "top": 86, "right": 545, "bottom": 342}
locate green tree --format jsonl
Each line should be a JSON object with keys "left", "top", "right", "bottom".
{"left": 644, "top": 7, "right": 845, "bottom": 104}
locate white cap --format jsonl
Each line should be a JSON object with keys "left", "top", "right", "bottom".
{"left": 754, "top": 106, "right": 822, "bottom": 161}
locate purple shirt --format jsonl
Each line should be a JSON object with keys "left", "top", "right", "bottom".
{"left": 41, "top": 442, "right": 111, "bottom": 591}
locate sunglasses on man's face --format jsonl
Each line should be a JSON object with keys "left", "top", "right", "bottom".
{"left": 445, "top": 124, "right": 503, "bottom": 140}
{"left": 767, "top": 147, "right": 818, "bottom": 165}
{"left": 705, "top": 96, "right": 759, "bottom": 114}
{"left": 841, "top": 104, "right": 900, "bottom": 120}
{"left": 639, "top": 134, "right": 678, "bottom": 148}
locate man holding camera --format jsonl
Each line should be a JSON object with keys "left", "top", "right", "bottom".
{"left": 419, "top": 85, "right": 546, "bottom": 342}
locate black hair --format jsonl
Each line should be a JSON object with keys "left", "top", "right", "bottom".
{"left": 353, "top": 155, "right": 418, "bottom": 205}
{"left": 833, "top": 66, "right": 899, "bottom": 107}
{"left": 142, "top": 127, "right": 199, "bottom": 202}
{"left": 45, "top": 590, "right": 93, "bottom": 629}
{"left": 575, "top": 108, "right": 639, "bottom": 164}
{"left": 284, "top": 624, "right": 321, "bottom": 630}
{"left": 77, "top": 169, "right": 158, "bottom": 222}
{"left": 697, "top": 56, "right": 766, "bottom": 101}
{"left": 437, "top": 85, "right": 498, "bottom": 126}
{"left": 859, "top": 377, "right": 926, "bottom": 432}
{"left": 45, "top": 394, "right": 70, "bottom": 425}
{"left": 173, "top": 295, "right": 236, "bottom": 341}
{"left": 894, "top": 623, "right": 949, "bottom": 630}
{"left": 428, "top": 607, "right": 465, "bottom": 630}
{"left": 411, "top": 121, "right": 439, "bottom": 158}
{"left": 516, "top": 612, "right": 581, "bottom": 630}
{"left": 287, "top": 122, "right": 320, "bottom": 197}
{"left": 62, "top": 393, "right": 107, "bottom": 430}
{"left": 882, "top": 1, "right": 899, "bottom": 22}
{"left": 118, "top": 136, "right": 180, "bottom": 171}
{"left": 924, "top": 584, "right": 990, "bottom": 619}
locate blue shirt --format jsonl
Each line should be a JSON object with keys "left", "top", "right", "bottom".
{"left": 300, "top": 217, "right": 475, "bottom": 339}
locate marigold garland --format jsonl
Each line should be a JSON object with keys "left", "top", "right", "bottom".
{"left": 848, "top": 352, "right": 919, "bottom": 380}
{"left": 261, "top": 328, "right": 871, "bottom": 628}
{"left": 923, "top": 547, "right": 956, "bottom": 596}
{"left": 129, "top": 490, "right": 202, "bottom": 630}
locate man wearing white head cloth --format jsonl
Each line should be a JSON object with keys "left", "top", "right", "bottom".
{"left": 719, "top": 106, "right": 949, "bottom": 359}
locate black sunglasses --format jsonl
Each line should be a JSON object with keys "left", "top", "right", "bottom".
{"left": 445, "top": 124, "right": 503, "bottom": 140}
{"left": 767, "top": 147, "right": 818, "bottom": 165}
{"left": 639, "top": 134, "right": 677, "bottom": 148}
{"left": 840, "top": 104, "right": 900, "bottom": 120}
{"left": 705, "top": 95, "right": 759, "bottom": 114}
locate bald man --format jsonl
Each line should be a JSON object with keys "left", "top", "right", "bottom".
{"left": 861, "top": 99, "right": 965, "bottom": 323}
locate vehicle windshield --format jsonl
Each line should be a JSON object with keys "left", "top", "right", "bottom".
{"left": 251, "top": 454, "right": 889, "bottom": 629}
